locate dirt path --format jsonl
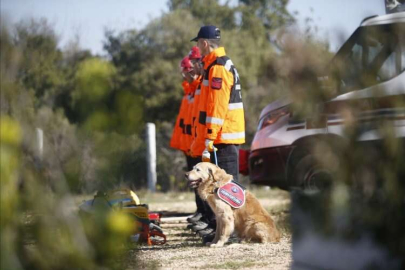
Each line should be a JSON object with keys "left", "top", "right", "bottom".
{"left": 129, "top": 220, "right": 292, "bottom": 269}
{"left": 125, "top": 190, "right": 292, "bottom": 269}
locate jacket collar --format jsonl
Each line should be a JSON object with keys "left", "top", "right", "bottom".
{"left": 203, "top": 47, "right": 226, "bottom": 69}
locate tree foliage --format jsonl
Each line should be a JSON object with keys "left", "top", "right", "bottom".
{"left": 0, "top": 1, "right": 340, "bottom": 268}
{"left": 2, "top": 0, "right": 329, "bottom": 194}
{"left": 3, "top": 2, "right": 404, "bottom": 268}
{"left": 13, "top": 19, "right": 65, "bottom": 108}
{"left": 238, "top": 0, "right": 294, "bottom": 31}
{"left": 0, "top": 0, "right": 338, "bottom": 199}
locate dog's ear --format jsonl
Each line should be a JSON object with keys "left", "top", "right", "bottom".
{"left": 213, "top": 166, "right": 233, "bottom": 184}
{"left": 208, "top": 166, "right": 225, "bottom": 182}
{"left": 208, "top": 168, "right": 217, "bottom": 182}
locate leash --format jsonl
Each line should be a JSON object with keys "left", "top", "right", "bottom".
{"left": 213, "top": 146, "right": 218, "bottom": 166}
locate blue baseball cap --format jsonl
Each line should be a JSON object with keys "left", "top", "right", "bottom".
{"left": 190, "top": 25, "right": 221, "bottom": 42}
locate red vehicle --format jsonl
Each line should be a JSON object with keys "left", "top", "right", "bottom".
{"left": 249, "top": 12, "right": 405, "bottom": 190}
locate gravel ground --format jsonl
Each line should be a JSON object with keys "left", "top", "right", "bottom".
{"left": 125, "top": 190, "right": 292, "bottom": 270}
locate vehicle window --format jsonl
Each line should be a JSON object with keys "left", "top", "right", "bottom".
{"left": 401, "top": 36, "right": 405, "bottom": 72}
{"left": 379, "top": 30, "right": 405, "bottom": 81}
{"left": 378, "top": 48, "right": 397, "bottom": 81}
{"left": 366, "top": 35, "right": 384, "bottom": 65}
{"left": 343, "top": 43, "right": 363, "bottom": 85}
{"left": 333, "top": 23, "right": 405, "bottom": 93}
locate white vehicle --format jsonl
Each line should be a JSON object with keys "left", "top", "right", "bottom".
{"left": 249, "top": 11, "right": 405, "bottom": 190}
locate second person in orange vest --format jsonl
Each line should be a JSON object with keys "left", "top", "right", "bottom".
{"left": 169, "top": 48, "right": 208, "bottom": 225}
{"left": 182, "top": 47, "right": 208, "bottom": 225}
{"left": 169, "top": 55, "right": 193, "bottom": 152}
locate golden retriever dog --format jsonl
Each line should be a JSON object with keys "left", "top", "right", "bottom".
{"left": 185, "top": 162, "right": 280, "bottom": 247}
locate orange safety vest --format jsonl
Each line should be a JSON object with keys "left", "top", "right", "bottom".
{"left": 204, "top": 47, "right": 245, "bottom": 145}
{"left": 190, "top": 76, "right": 202, "bottom": 139}
{"left": 170, "top": 81, "right": 190, "bottom": 151}
{"left": 189, "top": 76, "right": 204, "bottom": 157}
{"left": 190, "top": 74, "right": 208, "bottom": 157}
{"left": 181, "top": 80, "right": 198, "bottom": 153}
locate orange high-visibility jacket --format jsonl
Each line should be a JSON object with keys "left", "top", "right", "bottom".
{"left": 170, "top": 81, "right": 190, "bottom": 151}
{"left": 190, "top": 74, "right": 209, "bottom": 157}
{"left": 181, "top": 83, "right": 197, "bottom": 153}
{"left": 183, "top": 76, "right": 201, "bottom": 153}
{"left": 189, "top": 76, "right": 204, "bottom": 157}
{"left": 204, "top": 47, "right": 245, "bottom": 144}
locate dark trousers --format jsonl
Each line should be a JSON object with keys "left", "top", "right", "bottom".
{"left": 205, "top": 144, "right": 240, "bottom": 228}
{"left": 186, "top": 155, "right": 205, "bottom": 214}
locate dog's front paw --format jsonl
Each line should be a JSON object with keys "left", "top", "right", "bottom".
{"left": 205, "top": 242, "right": 212, "bottom": 246}
{"left": 209, "top": 243, "right": 224, "bottom": 248}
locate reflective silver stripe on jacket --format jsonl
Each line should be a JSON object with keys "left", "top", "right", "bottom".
{"left": 206, "top": 117, "right": 224, "bottom": 125}
{"left": 233, "top": 68, "right": 240, "bottom": 80}
{"left": 228, "top": 102, "right": 243, "bottom": 110}
{"left": 224, "top": 59, "right": 234, "bottom": 71}
{"left": 195, "top": 89, "right": 201, "bottom": 95}
{"left": 203, "top": 80, "right": 209, "bottom": 86}
{"left": 221, "top": 132, "right": 245, "bottom": 140}
{"left": 235, "top": 84, "right": 241, "bottom": 90}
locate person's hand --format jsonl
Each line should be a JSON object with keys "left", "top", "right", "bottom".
{"left": 184, "top": 71, "right": 196, "bottom": 83}
{"left": 202, "top": 149, "right": 210, "bottom": 162}
{"left": 205, "top": 139, "right": 217, "bottom": 152}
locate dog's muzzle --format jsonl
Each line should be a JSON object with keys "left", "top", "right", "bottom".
{"left": 185, "top": 172, "right": 202, "bottom": 188}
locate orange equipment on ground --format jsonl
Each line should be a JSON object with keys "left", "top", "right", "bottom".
{"left": 79, "top": 188, "right": 166, "bottom": 246}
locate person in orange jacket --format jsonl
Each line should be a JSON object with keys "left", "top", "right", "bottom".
{"left": 170, "top": 49, "right": 207, "bottom": 225}
{"left": 184, "top": 47, "right": 208, "bottom": 225}
{"left": 170, "top": 56, "right": 193, "bottom": 151}
{"left": 181, "top": 50, "right": 202, "bottom": 157}
{"left": 190, "top": 25, "right": 245, "bottom": 243}
{"left": 187, "top": 52, "right": 216, "bottom": 235}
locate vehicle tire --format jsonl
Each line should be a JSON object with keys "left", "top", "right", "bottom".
{"left": 290, "top": 155, "right": 334, "bottom": 191}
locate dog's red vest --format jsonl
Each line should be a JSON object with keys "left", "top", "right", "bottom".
{"left": 216, "top": 180, "right": 246, "bottom": 208}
